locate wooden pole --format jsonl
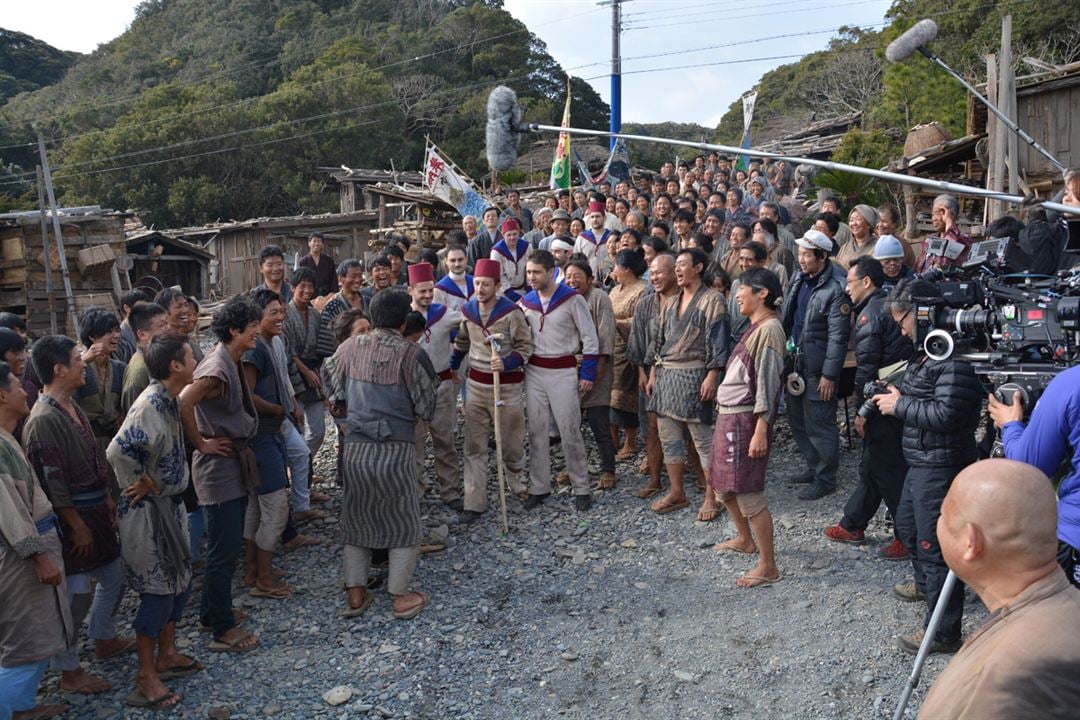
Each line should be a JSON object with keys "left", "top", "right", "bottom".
{"left": 488, "top": 337, "right": 510, "bottom": 535}
{"left": 35, "top": 133, "right": 78, "bottom": 335}
{"left": 986, "top": 54, "right": 1005, "bottom": 223}
{"left": 34, "top": 166, "right": 58, "bottom": 334}
{"left": 1000, "top": 15, "right": 1019, "bottom": 196}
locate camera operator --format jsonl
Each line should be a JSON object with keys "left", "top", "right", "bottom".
{"left": 782, "top": 229, "right": 851, "bottom": 501}
{"left": 988, "top": 364, "right": 1080, "bottom": 587}
{"left": 823, "top": 257, "right": 912, "bottom": 560}
{"left": 873, "top": 277, "right": 982, "bottom": 654}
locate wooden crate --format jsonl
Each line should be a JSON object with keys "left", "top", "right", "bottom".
{"left": 76, "top": 244, "right": 117, "bottom": 275}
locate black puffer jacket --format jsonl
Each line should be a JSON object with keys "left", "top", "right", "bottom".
{"left": 782, "top": 261, "right": 851, "bottom": 383}
{"left": 893, "top": 354, "right": 982, "bottom": 468}
{"left": 853, "top": 288, "right": 912, "bottom": 402}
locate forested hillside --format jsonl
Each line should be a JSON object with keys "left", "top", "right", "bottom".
{"left": 713, "top": 0, "right": 1080, "bottom": 164}
{"left": 0, "top": 29, "right": 79, "bottom": 104}
{"left": 0, "top": 0, "right": 607, "bottom": 225}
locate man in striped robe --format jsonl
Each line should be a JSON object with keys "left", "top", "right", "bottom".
{"left": 323, "top": 289, "right": 437, "bottom": 620}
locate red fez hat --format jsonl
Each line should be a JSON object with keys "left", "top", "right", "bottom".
{"left": 475, "top": 258, "right": 501, "bottom": 282}
{"left": 588, "top": 200, "right": 605, "bottom": 215}
{"left": 501, "top": 218, "right": 520, "bottom": 234}
{"left": 407, "top": 262, "right": 434, "bottom": 285}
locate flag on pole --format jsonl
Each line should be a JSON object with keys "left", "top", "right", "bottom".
{"left": 571, "top": 146, "right": 594, "bottom": 190}
{"left": 736, "top": 91, "right": 758, "bottom": 173}
{"left": 424, "top": 144, "right": 488, "bottom": 220}
{"left": 550, "top": 77, "right": 572, "bottom": 190}
{"left": 599, "top": 138, "right": 631, "bottom": 186}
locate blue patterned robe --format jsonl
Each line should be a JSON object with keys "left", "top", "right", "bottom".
{"left": 107, "top": 380, "right": 190, "bottom": 595}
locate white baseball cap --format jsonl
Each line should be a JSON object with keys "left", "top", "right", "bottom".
{"left": 796, "top": 229, "right": 833, "bottom": 252}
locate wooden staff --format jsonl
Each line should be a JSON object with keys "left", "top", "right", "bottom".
{"left": 486, "top": 332, "right": 510, "bottom": 534}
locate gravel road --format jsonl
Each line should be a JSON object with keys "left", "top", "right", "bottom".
{"left": 40, "top": 410, "right": 985, "bottom": 719}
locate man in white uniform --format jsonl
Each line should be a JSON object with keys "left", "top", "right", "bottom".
{"left": 519, "top": 250, "right": 600, "bottom": 512}
{"left": 409, "top": 262, "right": 463, "bottom": 511}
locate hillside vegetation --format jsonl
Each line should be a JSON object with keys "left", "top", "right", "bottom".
{"left": 713, "top": 0, "right": 1080, "bottom": 166}
{"left": 0, "top": 0, "right": 607, "bottom": 225}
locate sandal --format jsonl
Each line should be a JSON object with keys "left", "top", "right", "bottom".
{"left": 392, "top": 591, "right": 431, "bottom": 620}
{"left": 714, "top": 539, "right": 758, "bottom": 555}
{"left": 200, "top": 609, "right": 249, "bottom": 632}
{"left": 650, "top": 497, "right": 689, "bottom": 515}
{"left": 284, "top": 534, "right": 322, "bottom": 551}
{"left": 11, "top": 703, "right": 68, "bottom": 720}
{"left": 125, "top": 690, "right": 180, "bottom": 709}
{"left": 208, "top": 630, "right": 259, "bottom": 653}
{"left": 157, "top": 659, "right": 204, "bottom": 680}
{"left": 341, "top": 589, "right": 374, "bottom": 618}
{"left": 736, "top": 573, "right": 781, "bottom": 588}
{"left": 635, "top": 485, "right": 663, "bottom": 499}
{"left": 249, "top": 583, "right": 293, "bottom": 599}
{"left": 615, "top": 448, "right": 637, "bottom": 461}
{"left": 696, "top": 505, "right": 722, "bottom": 522}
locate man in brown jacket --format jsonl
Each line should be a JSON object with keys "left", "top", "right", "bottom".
{"left": 919, "top": 458, "right": 1080, "bottom": 719}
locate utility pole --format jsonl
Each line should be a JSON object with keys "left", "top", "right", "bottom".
{"left": 600, "top": 0, "right": 622, "bottom": 150}
{"left": 34, "top": 166, "right": 58, "bottom": 334}
{"left": 35, "top": 130, "right": 78, "bottom": 335}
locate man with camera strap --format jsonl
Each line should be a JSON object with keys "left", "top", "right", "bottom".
{"left": 823, "top": 257, "right": 913, "bottom": 560}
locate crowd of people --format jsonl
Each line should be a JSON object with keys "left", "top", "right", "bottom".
{"left": 2, "top": 155, "right": 1079, "bottom": 719}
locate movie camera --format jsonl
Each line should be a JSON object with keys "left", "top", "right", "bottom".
{"left": 913, "top": 240, "right": 1080, "bottom": 419}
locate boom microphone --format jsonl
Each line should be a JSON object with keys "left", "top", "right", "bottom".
{"left": 486, "top": 85, "right": 524, "bottom": 173}
{"left": 885, "top": 19, "right": 938, "bottom": 63}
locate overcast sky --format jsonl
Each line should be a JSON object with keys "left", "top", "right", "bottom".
{"left": 5, "top": 0, "right": 893, "bottom": 126}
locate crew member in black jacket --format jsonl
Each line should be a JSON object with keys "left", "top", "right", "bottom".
{"left": 874, "top": 278, "right": 983, "bottom": 655}
{"left": 782, "top": 230, "right": 851, "bottom": 501}
{"left": 824, "top": 257, "right": 913, "bottom": 559}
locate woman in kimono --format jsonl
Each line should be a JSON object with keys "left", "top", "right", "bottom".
{"left": 709, "top": 267, "right": 787, "bottom": 588}
{"left": 607, "top": 249, "right": 649, "bottom": 462}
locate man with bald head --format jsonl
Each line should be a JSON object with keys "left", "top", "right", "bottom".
{"left": 919, "top": 459, "right": 1080, "bottom": 719}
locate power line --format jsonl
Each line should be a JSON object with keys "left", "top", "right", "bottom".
{"left": 0, "top": 65, "right": 548, "bottom": 189}
{"left": 623, "top": 0, "right": 848, "bottom": 21}
{"left": 624, "top": 0, "right": 889, "bottom": 31}
{"left": 1, "top": 70, "right": 544, "bottom": 183}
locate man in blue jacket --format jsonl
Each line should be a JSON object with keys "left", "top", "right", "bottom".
{"left": 990, "top": 364, "right": 1080, "bottom": 587}
{"left": 782, "top": 230, "right": 851, "bottom": 501}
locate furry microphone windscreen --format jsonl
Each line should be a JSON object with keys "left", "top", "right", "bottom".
{"left": 885, "top": 19, "right": 939, "bottom": 63}
{"left": 486, "top": 85, "right": 523, "bottom": 173}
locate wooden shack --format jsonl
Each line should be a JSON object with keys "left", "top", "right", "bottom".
{"left": 364, "top": 183, "right": 461, "bottom": 251}
{"left": 168, "top": 211, "right": 379, "bottom": 297}
{"left": 322, "top": 168, "right": 425, "bottom": 214}
{"left": 0, "top": 208, "right": 131, "bottom": 336}
{"left": 754, "top": 112, "right": 863, "bottom": 159}
{"left": 125, "top": 230, "right": 212, "bottom": 299}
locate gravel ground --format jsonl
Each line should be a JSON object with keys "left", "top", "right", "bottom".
{"left": 38, "top": 407, "right": 986, "bottom": 720}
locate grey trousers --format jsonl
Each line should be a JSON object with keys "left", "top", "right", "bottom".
{"left": 526, "top": 366, "right": 590, "bottom": 496}
{"left": 51, "top": 557, "right": 123, "bottom": 672}
{"left": 786, "top": 388, "right": 839, "bottom": 489}
{"left": 343, "top": 545, "right": 419, "bottom": 595}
